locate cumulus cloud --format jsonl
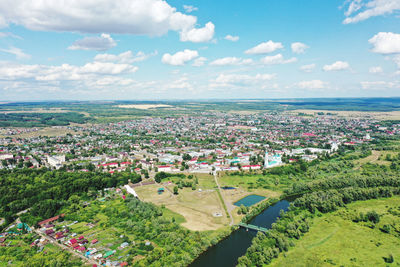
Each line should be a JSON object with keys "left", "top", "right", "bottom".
{"left": 210, "top": 73, "right": 276, "bottom": 88}
{"left": 161, "top": 49, "right": 198, "bottom": 66}
{"left": 369, "top": 66, "right": 383, "bottom": 73}
{"left": 183, "top": 5, "right": 198, "bottom": 13}
{"left": 0, "top": 46, "right": 31, "bottom": 60}
{"left": 323, "top": 61, "right": 350, "bottom": 71}
{"left": 300, "top": 63, "right": 316, "bottom": 72}
{"left": 94, "top": 50, "right": 156, "bottom": 64}
{"left": 291, "top": 42, "right": 309, "bottom": 54}
{"left": 209, "top": 57, "right": 253, "bottom": 66}
{"left": 296, "top": 80, "right": 327, "bottom": 89}
{"left": 167, "top": 77, "right": 193, "bottom": 90}
{"left": 343, "top": 0, "right": 400, "bottom": 24}
{"left": 68, "top": 33, "right": 116, "bottom": 51}
{"left": 361, "top": 80, "right": 398, "bottom": 89}
{"left": 224, "top": 35, "right": 239, "bottom": 42}
{"left": 260, "top": 54, "right": 297, "bottom": 65}
{"left": 0, "top": 0, "right": 214, "bottom": 43}
{"left": 0, "top": 53, "right": 143, "bottom": 99}
{"left": 369, "top": 32, "right": 400, "bottom": 54}
{"left": 180, "top": 22, "right": 215, "bottom": 43}
{"left": 245, "top": 40, "right": 283, "bottom": 55}
{"left": 192, "top": 57, "right": 207, "bottom": 67}
{"left": 0, "top": 55, "right": 138, "bottom": 82}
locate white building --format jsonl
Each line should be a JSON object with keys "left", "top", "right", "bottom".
{"left": 47, "top": 155, "right": 65, "bottom": 169}
{"left": 264, "top": 153, "right": 282, "bottom": 168}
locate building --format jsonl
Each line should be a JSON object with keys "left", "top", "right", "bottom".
{"left": 47, "top": 155, "right": 65, "bottom": 169}
{"left": 264, "top": 153, "right": 282, "bottom": 168}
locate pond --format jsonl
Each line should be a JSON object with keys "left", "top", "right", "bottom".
{"left": 234, "top": 195, "right": 266, "bottom": 207}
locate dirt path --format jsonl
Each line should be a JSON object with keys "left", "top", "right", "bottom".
{"left": 213, "top": 171, "right": 234, "bottom": 226}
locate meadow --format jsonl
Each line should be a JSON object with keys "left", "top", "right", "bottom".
{"left": 270, "top": 196, "right": 400, "bottom": 266}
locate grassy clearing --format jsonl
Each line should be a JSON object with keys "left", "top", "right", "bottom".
{"left": 3, "top": 127, "right": 81, "bottom": 138}
{"left": 135, "top": 184, "right": 229, "bottom": 231}
{"left": 218, "top": 173, "right": 287, "bottom": 194}
{"left": 270, "top": 196, "right": 400, "bottom": 267}
{"left": 354, "top": 150, "right": 395, "bottom": 166}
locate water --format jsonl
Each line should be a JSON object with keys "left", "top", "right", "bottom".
{"left": 190, "top": 200, "right": 290, "bottom": 267}
{"left": 234, "top": 195, "right": 266, "bottom": 207}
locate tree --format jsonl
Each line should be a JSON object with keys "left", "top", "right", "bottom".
{"left": 173, "top": 186, "right": 179, "bottom": 195}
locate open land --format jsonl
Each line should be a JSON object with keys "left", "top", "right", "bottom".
{"left": 270, "top": 196, "right": 400, "bottom": 267}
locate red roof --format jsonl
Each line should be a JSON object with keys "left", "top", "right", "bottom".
{"left": 91, "top": 239, "right": 98, "bottom": 244}
{"left": 69, "top": 238, "right": 77, "bottom": 244}
{"left": 38, "top": 214, "right": 65, "bottom": 226}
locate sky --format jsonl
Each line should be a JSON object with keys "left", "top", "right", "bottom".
{"left": 0, "top": 0, "right": 400, "bottom": 101}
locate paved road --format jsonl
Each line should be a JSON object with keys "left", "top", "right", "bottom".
{"left": 33, "top": 228, "right": 98, "bottom": 265}
{"left": 213, "top": 171, "right": 234, "bottom": 226}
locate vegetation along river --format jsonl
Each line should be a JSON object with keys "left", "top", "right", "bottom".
{"left": 190, "top": 200, "right": 290, "bottom": 267}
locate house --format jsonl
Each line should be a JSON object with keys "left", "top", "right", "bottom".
{"left": 120, "top": 242, "right": 129, "bottom": 248}
{"left": 104, "top": 250, "right": 115, "bottom": 258}
{"left": 45, "top": 229, "right": 54, "bottom": 235}
{"left": 157, "top": 165, "right": 172, "bottom": 172}
{"left": 69, "top": 238, "right": 78, "bottom": 246}
{"left": 241, "top": 165, "right": 261, "bottom": 170}
{"left": 91, "top": 239, "right": 98, "bottom": 244}
{"left": 38, "top": 214, "right": 65, "bottom": 227}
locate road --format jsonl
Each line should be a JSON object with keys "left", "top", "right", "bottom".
{"left": 213, "top": 171, "right": 234, "bottom": 226}
{"left": 33, "top": 228, "right": 98, "bottom": 265}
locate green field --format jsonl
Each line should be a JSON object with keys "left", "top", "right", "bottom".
{"left": 270, "top": 197, "right": 400, "bottom": 267}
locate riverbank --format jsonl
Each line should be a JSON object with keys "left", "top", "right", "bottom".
{"left": 189, "top": 200, "right": 290, "bottom": 267}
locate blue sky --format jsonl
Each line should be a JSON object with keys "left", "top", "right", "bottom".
{"left": 0, "top": 0, "right": 400, "bottom": 100}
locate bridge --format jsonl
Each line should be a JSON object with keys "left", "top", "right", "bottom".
{"left": 237, "top": 222, "right": 269, "bottom": 233}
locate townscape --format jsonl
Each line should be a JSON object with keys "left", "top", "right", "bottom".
{"left": 1, "top": 111, "right": 392, "bottom": 173}
{"left": 2, "top": 101, "right": 400, "bottom": 266}
{"left": 2, "top": 0, "right": 400, "bottom": 266}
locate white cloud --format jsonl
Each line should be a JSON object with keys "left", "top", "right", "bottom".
{"left": 300, "top": 63, "right": 316, "bottom": 72}
{"left": 0, "top": 0, "right": 214, "bottom": 43}
{"left": 192, "top": 57, "right": 207, "bottom": 67}
{"left": 260, "top": 54, "right": 297, "bottom": 65}
{"left": 180, "top": 22, "right": 215, "bottom": 43}
{"left": 369, "top": 32, "right": 400, "bottom": 54}
{"left": 344, "top": 0, "right": 362, "bottom": 16}
{"left": 369, "top": 66, "right": 383, "bottom": 73}
{"left": 343, "top": 0, "right": 400, "bottom": 24}
{"left": 0, "top": 55, "right": 138, "bottom": 82}
{"left": 0, "top": 32, "right": 22, "bottom": 39}
{"left": 0, "top": 46, "right": 30, "bottom": 60}
{"left": 224, "top": 35, "right": 239, "bottom": 42}
{"left": 94, "top": 50, "right": 156, "bottom": 64}
{"left": 297, "top": 80, "right": 327, "bottom": 89}
{"left": 245, "top": 40, "right": 283, "bottom": 55}
{"left": 167, "top": 77, "right": 193, "bottom": 90}
{"left": 68, "top": 33, "right": 116, "bottom": 51}
{"left": 323, "top": 61, "right": 350, "bottom": 71}
{"left": 393, "top": 55, "right": 400, "bottom": 68}
{"left": 161, "top": 49, "right": 198, "bottom": 66}
{"left": 211, "top": 73, "right": 276, "bottom": 88}
{"left": 361, "top": 80, "right": 398, "bottom": 89}
{"left": 183, "top": 5, "right": 198, "bottom": 13}
{"left": 291, "top": 42, "right": 309, "bottom": 54}
{"left": 209, "top": 57, "right": 253, "bottom": 66}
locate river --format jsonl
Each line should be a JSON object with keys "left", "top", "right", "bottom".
{"left": 190, "top": 200, "right": 290, "bottom": 267}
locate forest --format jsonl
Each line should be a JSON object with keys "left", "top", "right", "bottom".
{"left": 239, "top": 151, "right": 400, "bottom": 266}
{"left": 0, "top": 168, "right": 142, "bottom": 229}
{"left": 0, "top": 112, "right": 89, "bottom": 127}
